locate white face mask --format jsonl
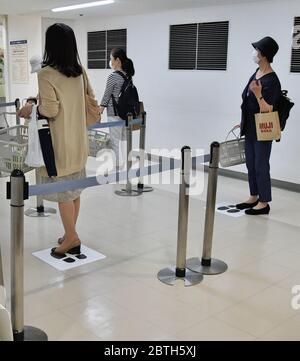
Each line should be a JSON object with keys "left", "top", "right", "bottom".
{"left": 109, "top": 60, "right": 113, "bottom": 69}
{"left": 252, "top": 49, "right": 260, "bottom": 64}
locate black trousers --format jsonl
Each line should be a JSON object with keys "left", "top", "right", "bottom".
{"left": 245, "top": 136, "right": 273, "bottom": 203}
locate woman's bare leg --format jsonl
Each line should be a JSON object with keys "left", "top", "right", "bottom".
{"left": 55, "top": 201, "right": 80, "bottom": 253}
{"left": 59, "top": 197, "right": 80, "bottom": 244}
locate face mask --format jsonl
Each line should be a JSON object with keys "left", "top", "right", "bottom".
{"left": 252, "top": 50, "right": 260, "bottom": 64}
{"left": 109, "top": 60, "right": 113, "bottom": 69}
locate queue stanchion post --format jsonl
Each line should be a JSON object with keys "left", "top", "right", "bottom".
{"left": 115, "top": 113, "right": 142, "bottom": 197}
{"left": 25, "top": 169, "right": 57, "bottom": 217}
{"left": 135, "top": 111, "right": 153, "bottom": 193}
{"left": 0, "top": 241, "right": 5, "bottom": 311}
{"left": 186, "top": 142, "right": 228, "bottom": 275}
{"left": 15, "top": 99, "right": 20, "bottom": 126}
{"left": 157, "top": 146, "right": 203, "bottom": 286}
{"left": 7, "top": 169, "right": 48, "bottom": 341}
{"left": 0, "top": 242, "right": 4, "bottom": 288}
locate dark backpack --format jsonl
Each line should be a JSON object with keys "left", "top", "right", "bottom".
{"left": 277, "top": 90, "right": 294, "bottom": 131}
{"left": 112, "top": 71, "right": 140, "bottom": 121}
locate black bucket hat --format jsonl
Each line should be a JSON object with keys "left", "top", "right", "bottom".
{"left": 252, "top": 36, "right": 279, "bottom": 63}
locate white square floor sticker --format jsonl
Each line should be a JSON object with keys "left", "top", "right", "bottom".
{"left": 32, "top": 245, "right": 106, "bottom": 271}
{"left": 216, "top": 202, "right": 246, "bottom": 218}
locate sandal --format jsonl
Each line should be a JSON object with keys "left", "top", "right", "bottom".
{"left": 51, "top": 244, "right": 81, "bottom": 259}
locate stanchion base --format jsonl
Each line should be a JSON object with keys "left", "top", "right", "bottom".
{"left": 186, "top": 257, "right": 228, "bottom": 275}
{"left": 157, "top": 267, "right": 203, "bottom": 287}
{"left": 14, "top": 326, "right": 48, "bottom": 341}
{"left": 134, "top": 185, "right": 154, "bottom": 193}
{"left": 115, "top": 189, "right": 143, "bottom": 197}
{"left": 25, "top": 207, "right": 57, "bottom": 217}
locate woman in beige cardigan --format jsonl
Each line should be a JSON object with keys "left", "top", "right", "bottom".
{"left": 19, "top": 23, "right": 98, "bottom": 257}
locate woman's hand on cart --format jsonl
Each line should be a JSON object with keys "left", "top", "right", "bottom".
{"left": 18, "top": 102, "right": 34, "bottom": 119}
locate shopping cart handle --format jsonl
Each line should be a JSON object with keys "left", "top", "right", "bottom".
{"left": 225, "top": 125, "right": 241, "bottom": 141}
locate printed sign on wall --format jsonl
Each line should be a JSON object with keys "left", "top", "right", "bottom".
{"left": 10, "top": 40, "right": 28, "bottom": 84}
{"left": 0, "top": 22, "right": 6, "bottom": 99}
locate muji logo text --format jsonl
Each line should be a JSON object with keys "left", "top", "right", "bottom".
{"left": 259, "top": 122, "right": 273, "bottom": 133}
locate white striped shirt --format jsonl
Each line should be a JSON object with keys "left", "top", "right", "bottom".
{"left": 101, "top": 71, "right": 126, "bottom": 116}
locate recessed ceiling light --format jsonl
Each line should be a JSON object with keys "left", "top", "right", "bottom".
{"left": 52, "top": 0, "right": 114, "bottom": 13}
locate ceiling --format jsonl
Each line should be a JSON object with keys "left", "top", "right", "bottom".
{"left": 0, "top": 0, "right": 272, "bottom": 19}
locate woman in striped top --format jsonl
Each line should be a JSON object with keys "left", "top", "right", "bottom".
{"left": 100, "top": 48, "right": 135, "bottom": 170}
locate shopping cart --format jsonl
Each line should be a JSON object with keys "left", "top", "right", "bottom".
{"left": 0, "top": 125, "right": 32, "bottom": 176}
{"left": 0, "top": 99, "right": 21, "bottom": 128}
{"left": 88, "top": 129, "right": 110, "bottom": 157}
{"left": 219, "top": 125, "right": 246, "bottom": 168}
{"left": 0, "top": 112, "right": 9, "bottom": 129}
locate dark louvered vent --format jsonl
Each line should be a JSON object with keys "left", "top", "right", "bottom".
{"left": 169, "top": 21, "right": 229, "bottom": 71}
{"left": 87, "top": 29, "right": 127, "bottom": 69}
{"left": 291, "top": 17, "right": 300, "bottom": 73}
{"left": 169, "top": 23, "right": 197, "bottom": 70}
{"left": 197, "top": 21, "right": 229, "bottom": 71}
{"left": 87, "top": 31, "right": 106, "bottom": 69}
{"left": 106, "top": 29, "right": 127, "bottom": 69}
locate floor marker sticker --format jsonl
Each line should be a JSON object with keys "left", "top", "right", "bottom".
{"left": 216, "top": 203, "right": 246, "bottom": 218}
{"left": 32, "top": 245, "right": 106, "bottom": 271}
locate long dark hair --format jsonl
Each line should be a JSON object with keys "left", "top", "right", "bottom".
{"left": 43, "top": 23, "right": 82, "bottom": 77}
{"left": 111, "top": 48, "right": 135, "bottom": 77}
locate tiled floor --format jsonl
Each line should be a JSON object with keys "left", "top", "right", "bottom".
{"left": 0, "top": 157, "right": 299, "bottom": 341}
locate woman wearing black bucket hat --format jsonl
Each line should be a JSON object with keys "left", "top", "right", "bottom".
{"left": 237, "top": 36, "right": 281, "bottom": 215}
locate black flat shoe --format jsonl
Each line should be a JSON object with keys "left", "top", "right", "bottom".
{"left": 236, "top": 200, "right": 259, "bottom": 210}
{"left": 51, "top": 245, "right": 81, "bottom": 259}
{"left": 245, "top": 205, "right": 270, "bottom": 215}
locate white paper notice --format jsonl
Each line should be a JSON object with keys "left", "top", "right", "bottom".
{"left": 10, "top": 40, "right": 28, "bottom": 84}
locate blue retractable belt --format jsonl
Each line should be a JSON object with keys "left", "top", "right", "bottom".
{"left": 89, "top": 118, "right": 142, "bottom": 130}
{"left": 29, "top": 154, "right": 209, "bottom": 197}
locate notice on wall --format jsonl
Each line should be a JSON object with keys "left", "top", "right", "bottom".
{"left": 10, "top": 40, "right": 28, "bottom": 84}
{"left": 0, "top": 24, "right": 6, "bottom": 99}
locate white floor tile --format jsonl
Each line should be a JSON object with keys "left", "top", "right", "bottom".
{"left": 259, "top": 314, "right": 300, "bottom": 341}
{"left": 176, "top": 317, "right": 255, "bottom": 341}
{"left": 216, "top": 286, "right": 297, "bottom": 337}
{"left": 27, "top": 310, "right": 100, "bottom": 341}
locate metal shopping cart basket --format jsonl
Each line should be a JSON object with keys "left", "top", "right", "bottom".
{"left": 88, "top": 129, "right": 110, "bottom": 157}
{"left": 0, "top": 111, "right": 18, "bottom": 129}
{"left": 219, "top": 125, "right": 246, "bottom": 168}
{"left": 0, "top": 125, "right": 32, "bottom": 176}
